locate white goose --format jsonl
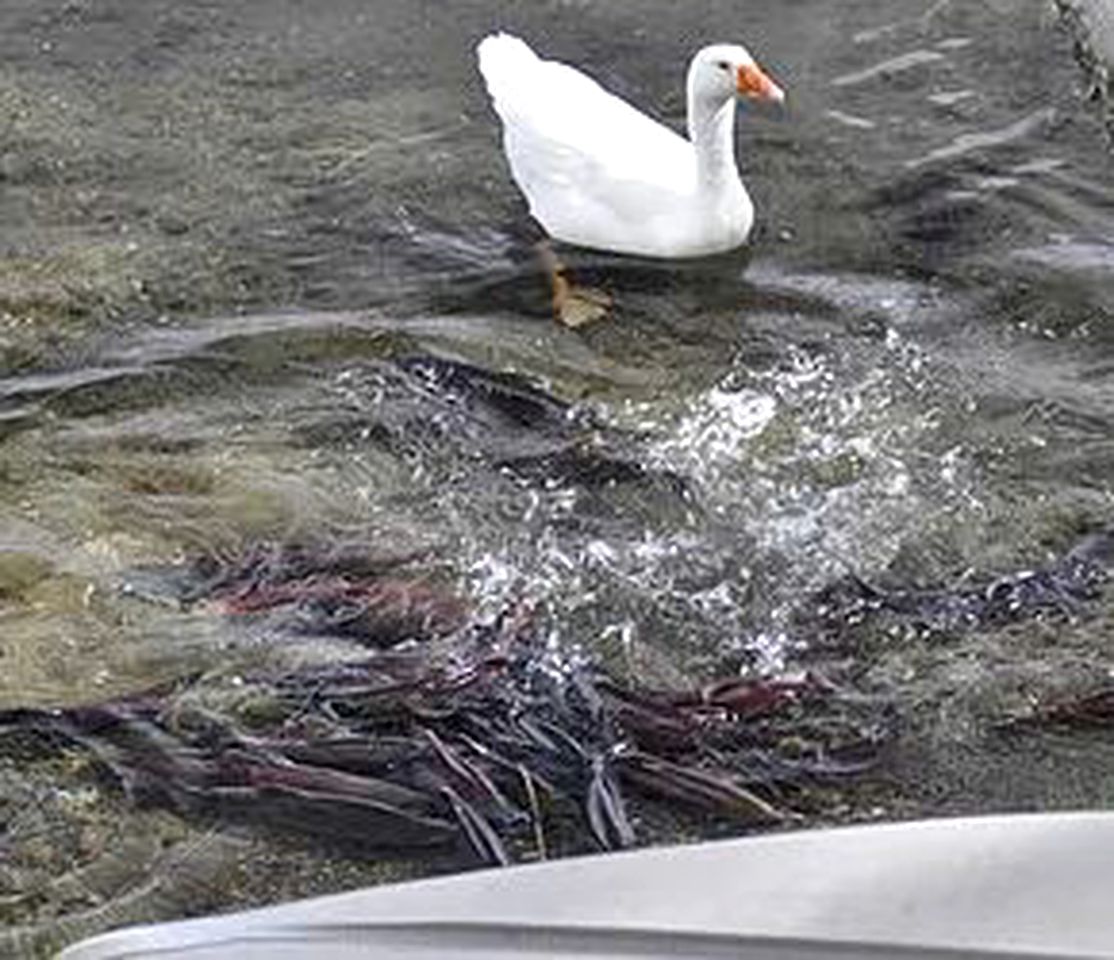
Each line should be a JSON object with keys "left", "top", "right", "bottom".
{"left": 476, "top": 33, "right": 784, "bottom": 260}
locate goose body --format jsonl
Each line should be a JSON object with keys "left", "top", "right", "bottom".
{"left": 476, "top": 34, "right": 783, "bottom": 259}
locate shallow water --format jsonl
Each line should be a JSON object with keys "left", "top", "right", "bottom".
{"left": 3, "top": 0, "right": 1114, "bottom": 951}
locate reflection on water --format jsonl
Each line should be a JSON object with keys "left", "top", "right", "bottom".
{"left": 2, "top": 0, "right": 1114, "bottom": 950}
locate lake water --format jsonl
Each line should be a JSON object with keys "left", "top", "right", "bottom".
{"left": 3, "top": 0, "right": 1114, "bottom": 953}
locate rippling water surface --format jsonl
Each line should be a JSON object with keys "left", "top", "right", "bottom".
{"left": 3, "top": 0, "right": 1114, "bottom": 951}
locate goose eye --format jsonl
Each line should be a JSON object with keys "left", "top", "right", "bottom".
{"left": 716, "top": 60, "right": 730, "bottom": 71}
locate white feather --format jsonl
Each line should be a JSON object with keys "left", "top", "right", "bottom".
{"left": 476, "top": 33, "right": 769, "bottom": 259}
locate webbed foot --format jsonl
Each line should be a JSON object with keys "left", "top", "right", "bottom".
{"left": 537, "top": 240, "right": 612, "bottom": 327}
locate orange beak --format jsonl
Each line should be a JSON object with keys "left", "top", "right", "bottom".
{"left": 736, "top": 62, "right": 785, "bottom": 104}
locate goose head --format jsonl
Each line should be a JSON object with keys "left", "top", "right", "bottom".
{"left": 687, "top": 43, "right": 785, "bottom": 109}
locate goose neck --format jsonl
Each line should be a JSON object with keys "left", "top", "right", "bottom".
{"left": 688, "top": 97, "right": 738, "bottom": 190}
